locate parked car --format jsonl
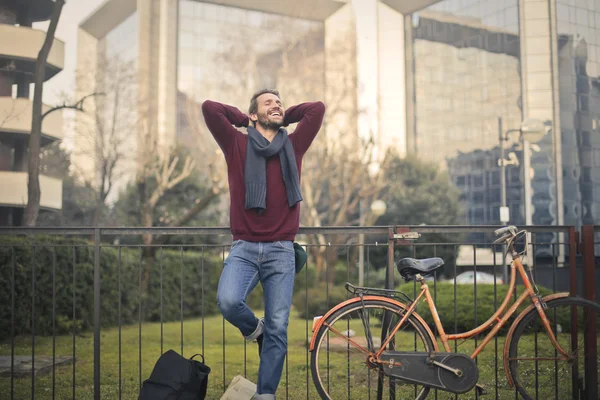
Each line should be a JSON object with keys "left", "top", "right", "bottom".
{"left": 450, "top": 271, "right": 504, "bottom": 285}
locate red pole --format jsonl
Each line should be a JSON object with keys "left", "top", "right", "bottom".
{"left": 581, "top": 225, "right": 597, "bottom": 400}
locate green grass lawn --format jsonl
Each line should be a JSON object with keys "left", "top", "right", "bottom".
{"left": 0, "top": 309, "right": 581, "bottom": 400}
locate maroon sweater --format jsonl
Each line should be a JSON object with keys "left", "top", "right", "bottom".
{"left": 202, "top": 100, "right": 325, "bottom": 242}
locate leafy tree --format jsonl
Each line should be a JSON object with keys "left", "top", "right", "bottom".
{"left": 366, "top": 155, "right": 465, "bottom": 279}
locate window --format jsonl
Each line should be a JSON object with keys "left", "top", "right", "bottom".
{"left": 581, "top": 131, "right": 591, "bottom": 147}
{"left": 582, "top": 167, "right": 592, "bottom": 182}
{"left": 473, "top": 174, "right": 484, "bottom": 187}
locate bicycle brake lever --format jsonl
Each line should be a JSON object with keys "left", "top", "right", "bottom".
{"left": 493, "top": 233, "right": 512, "bottom": 245}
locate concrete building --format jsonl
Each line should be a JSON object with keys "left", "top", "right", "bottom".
{"left": 75, "top": 0, "right": 600, "bottom": 231}
{"left": 0, "top": 0, "right": 64, "bottom": 226}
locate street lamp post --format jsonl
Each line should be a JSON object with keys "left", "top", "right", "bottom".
{"left": 498, "top": 117, "right": 547, "bottom": 281}
{"left": 498, "top": 117, "right": 509, "bottom": 226}
{"left": 497, "top": 117, "right": 547, "bottom": 227}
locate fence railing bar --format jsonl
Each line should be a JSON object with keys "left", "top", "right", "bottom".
{"left": 221, "top": 247, "right": 226, "bottom": 393}
{"left": 72, "top": 246, "right": 76, "bottom": 400}
{"left": 31, "top": 245, "right": 36, "bottom": 400}
{"left": 552, "top": 242, "right": 559, "bottom": 399}
{"left": 0, "top": 228, "right": 95, "bottom": 235}
{"left": 138, "top": 247, "right": 143, "bottom": 390}
{"left": 492, "top": 244, "right": 499, "bottom": 400}
{"left": 159, "top": 247, "right": 164, "bottom": 356}
{"left": 10, "top": 246, "right": 15, "bottom": 400}
{"left": 433, "top": 244, "right": 438, "bottom": 400}
{"left": 0, "top": 224, "right": 576, "bottom": 237}
{"left": 201, "top": 247, "right": 205, "bottom": 358}
{"left": 304, "top": 244, "right": 310, "bottom": 398}
{"left": 93, "top": 228, "right": 101, "bottom": 400}
{"left": 179, "top": 246, "right": 184, "bottom": 356}
{"left": 118, "top": 247, "right": 122, "bottom": 400}
{"left": 52, "top": 247, "right": 57, "bottom": 400}
{"left": 532, "top": 236, "right": 539, "bottom": 399}
{"left": 325, "top": 244, "right": 330, "bottom": 395}
{"left": 346, "top": 246, "right": 351, "bottom": 399}
{"left": 473, "top": 243, "right": 478, "bottom": 377}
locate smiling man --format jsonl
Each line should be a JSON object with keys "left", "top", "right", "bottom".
{"left": 202, "top": 90, "right": 325, "bottom": 399}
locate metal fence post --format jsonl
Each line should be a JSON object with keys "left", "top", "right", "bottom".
{"left": 581, "top": 225, "right": 597, "bottom": 400}
{"left": 376, "top": 227, "right": 397, "bottom": 400}
{"left": 568, "top": 227, "right": 578, "bottom": 297}
{"left": 94, "top": 228, "right": 101, "bottom": 400}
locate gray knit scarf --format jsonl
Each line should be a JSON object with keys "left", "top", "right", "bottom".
{"left": 245, "top": 126, "right": 303, "bottom": 213}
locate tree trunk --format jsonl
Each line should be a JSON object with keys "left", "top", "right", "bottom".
{"left": 137, "top": 179, "right": 156, "bottom": 296}
{"left": 23, "top": 0, "right": 65, "bottom": 226}
{"left": 91, "top": 201, "right": 103, "bottom": 226}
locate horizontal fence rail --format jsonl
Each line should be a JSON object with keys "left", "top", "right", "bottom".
{"left": 0, "top": 225, "right": 598, "bottom": 400}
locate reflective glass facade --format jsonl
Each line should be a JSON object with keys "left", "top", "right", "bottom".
{"left": 177, "top": 0, "right": 325, "bottom": 156}
{"left": 177, "top": 1, "right": 324, "bottom": 104}
{"left": 556, "top": 0, "right": 600, "bottom": 225}
{"left": 412, "top": 0, "right": 523, "bottom": 230}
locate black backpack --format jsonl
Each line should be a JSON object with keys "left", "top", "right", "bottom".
{"left": 138, "top": 350, "right": 210, "bottom": 400}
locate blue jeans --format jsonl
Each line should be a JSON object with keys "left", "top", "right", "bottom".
{"left": 217, "top": 239, "right": 295, "bottom": 398}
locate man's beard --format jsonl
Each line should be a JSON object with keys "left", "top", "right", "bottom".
{"left": 257, "top": 112, "right": 284, "bottom": 130}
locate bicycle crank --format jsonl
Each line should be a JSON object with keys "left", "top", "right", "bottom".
{"left": 379, "top": 352, "right": 479, "bottom": 394}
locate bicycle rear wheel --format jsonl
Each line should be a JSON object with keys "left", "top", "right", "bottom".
{"left": 508, "top": 297, "right": 600, "bottom": 400}
{"left": 311, "top": 299, "right": 434, "bottom": 400}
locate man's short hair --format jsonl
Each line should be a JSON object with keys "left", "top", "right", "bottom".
{"left": 248, "top": 89, "right": 280, "bottom": 115}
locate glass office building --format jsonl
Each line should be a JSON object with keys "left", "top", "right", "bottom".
{"left": 76, "top": 0, "right": 600, "bottom": 234}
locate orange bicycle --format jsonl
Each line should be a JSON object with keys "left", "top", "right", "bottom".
{"left": 309, "top": 226, "right": 599, "bottom": 399}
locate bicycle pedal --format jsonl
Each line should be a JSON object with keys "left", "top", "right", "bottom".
{"left": 475, "top": 383, "right": 487, "bottom": 396}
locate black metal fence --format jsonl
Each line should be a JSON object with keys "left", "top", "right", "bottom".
{"left": 0, "top": 225, "right": 598, "bottom": 400}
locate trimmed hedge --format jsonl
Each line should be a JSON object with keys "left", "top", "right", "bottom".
{"left": 292, "top": 284, "right": 350, "bottom": 319}
{"left": 397, "top": 282, "right": 555, "bottom": 334}
{"left": 0, "top": 236, "right": 224, "bottom": 340}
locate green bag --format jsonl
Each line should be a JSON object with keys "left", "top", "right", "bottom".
{"left": 293, "top": 242, "right": 307, "bottom": 274}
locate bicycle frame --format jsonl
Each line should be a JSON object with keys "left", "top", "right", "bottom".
{"left": 379, "top": 253, "right": 571, "bottom": 360}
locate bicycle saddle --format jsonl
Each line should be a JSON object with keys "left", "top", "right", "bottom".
{"left": 396, "top": 257, "right": 444, "bottom": 281}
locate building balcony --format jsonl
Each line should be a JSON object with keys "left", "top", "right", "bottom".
{"left": 0, "top": 171, "right": 62, "bottom": 210}
{"left": 0, "top": 97, "right": 63, "bottom": 144}
{"left": 0, "top": 24, "right": 65, "bottom": 79}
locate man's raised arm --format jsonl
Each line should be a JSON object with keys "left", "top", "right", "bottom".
{"left": 284, "top": 101, "right": 326, "bottom": 155}
{"left": 202, "top": 100, "right": 249, "bottom": 157}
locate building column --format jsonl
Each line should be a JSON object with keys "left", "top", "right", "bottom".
{"left": 377, "top": 2, "right": 406, "bottom": 158}
{"left": 519, "top": 0, "right": 564, "bottom": 227}
{"left": 157, "top": 0, "right": 179, "bottom": 149}
{"left": 403, "top": 13, "right": 415, "bottom": 155}
{"left": 73, "top": 26, "right": 100, "bottom": 184}
{"left": 324, "top": 0, "right": 406, "bottom": 158}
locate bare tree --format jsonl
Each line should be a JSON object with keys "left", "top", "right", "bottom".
{"left": 23, "top": 0, "right": 65, "bottom": 226}
{"left": 138, "top": 94, "right": 227, "bottom": 243}
{"left": 135, "top": 120, "right": 224, "bottom": 290}
{"left": 73, "top": 55, "right": 137, "bottom": 225}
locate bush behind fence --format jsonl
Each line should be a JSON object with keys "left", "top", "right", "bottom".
{"left": 0, "top": 236, "right": 227, "bottom": 340}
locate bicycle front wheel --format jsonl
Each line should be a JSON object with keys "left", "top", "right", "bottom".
{"left": 509, "top": 297, "right": 600, "bottom": 400}
{"left": 311, "top": 299, "right": 435, "bottom": 400}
